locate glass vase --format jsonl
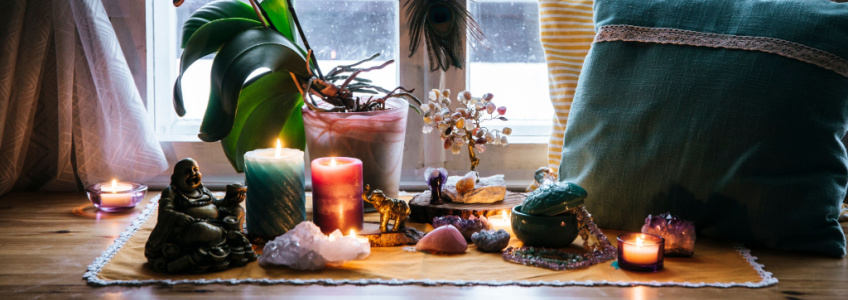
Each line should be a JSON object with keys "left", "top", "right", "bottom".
{"left": 302, "top": 98, "right": 409, "bottom": 199}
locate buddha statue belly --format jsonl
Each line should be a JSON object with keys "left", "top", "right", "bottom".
{"left": 179, "top": 200, "right": 225, "bottom": 247}
{"left": 182, "top": 201, "right": 219, "bottom": 220}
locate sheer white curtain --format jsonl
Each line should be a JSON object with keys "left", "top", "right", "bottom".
{"left": 0, "top": 0, "right": 167, "bottom": 196}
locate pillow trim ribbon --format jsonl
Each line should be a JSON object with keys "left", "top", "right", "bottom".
{"left": 594, "top": 25, "right": 848, "bottom": 78}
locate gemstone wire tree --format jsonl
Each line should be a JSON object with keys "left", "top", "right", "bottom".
{"left": 421, "top": 89, "right": 511, "bottom": 173}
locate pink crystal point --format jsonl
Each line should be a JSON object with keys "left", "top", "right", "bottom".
{"left": 416, "top": 225, "right": 468, "bottom": 253}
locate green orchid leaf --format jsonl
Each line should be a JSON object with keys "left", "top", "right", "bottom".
{"left": 199, "top": 28, "right": 309, "bottom": 142}
{"left": 220, "top": 72, "right": 305, "bottom": 172}
{"left": 173, "top": 18, "right": 262, "bottom": 117}
{"left": 260, "top": 0, "right": 297, "bottom": 42}
{"left": 213, "top": 28, "right": 308, "bottom": 115}
{"left": 181, "top": 0, "right": 259, "bottom": 48}
{"left": 279, "top": 103, "right": 306, "bottom": 153}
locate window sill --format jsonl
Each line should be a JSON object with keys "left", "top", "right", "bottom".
{"left": 152, "top": 135, "right": 548, "bottom": 191}
{"left": 156, "top": 134, "right": 550, "bottom": 145}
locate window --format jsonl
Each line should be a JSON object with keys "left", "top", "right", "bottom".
{"left": 148, "top": 0, "right": 550, "bottom": 187}
{"left": 152, "top": 0, "right": 398, "bottom": 138}
{"left": 470, "top": 0, "right": 552, "bottom": 138}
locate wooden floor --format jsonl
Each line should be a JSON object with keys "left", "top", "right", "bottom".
{"left": 1, "top": 192, "right": 846, "bottom": 299}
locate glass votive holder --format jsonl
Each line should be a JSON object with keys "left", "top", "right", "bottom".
{"left": 86, "top": 181, "right": 147, "bottom": 212}
{"left": 617, "top": 232, "right": 664, "bottom": 272}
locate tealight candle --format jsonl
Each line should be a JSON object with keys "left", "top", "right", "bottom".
{"left": 244, "top": 140, "right": 306, "bottom": 240}
{"left": 490, "top": 209, "right": 512, "bottom": 233}
{"left": 350, "top": 229, "right": 370, "bottom": 247}
{"left": 617, "top": 232, "right": 664, "bottom": 272}
{"left": 311, "top": 157, "right": 363, "bottom": 234}
{"left": 85, "top": 179, "right": 147, "bottom": 212}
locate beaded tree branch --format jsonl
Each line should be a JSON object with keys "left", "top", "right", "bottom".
{"left": 421, "top": 89, "right": 511, "bottom": 173}
{"left": 502, "top": 206, "right": 616, "bottom": 271}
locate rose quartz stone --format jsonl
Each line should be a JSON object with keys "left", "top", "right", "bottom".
{"left": 415, "top": 225, "right": 468, "bottom": 253}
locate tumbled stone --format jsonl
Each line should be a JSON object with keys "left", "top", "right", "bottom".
{"left": 433, "top": 215, "right": 491, "bottom": 242}
{"left": 641, "top": 213, "right": 696, "bottom": 257}
{"left": 471, "top": 229, "right": 510, "bottom": 253}
{"left": 521, "top": 182, "right": 587, "bottom": 216}
{"left": 442, "top": 172, "right": 506, "bottom": 204}
{"left": 415, "top": 225, "right": 468, "bottom": 253}
{"left": 455, "top": 172, "right": 477, "bottom": 195}
{"left": 259, "top": 222, "right": 370, "bottom": 271}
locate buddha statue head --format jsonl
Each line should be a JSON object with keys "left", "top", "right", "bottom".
{"left": 171, "top": 158, "right": 202, "bottom": 192}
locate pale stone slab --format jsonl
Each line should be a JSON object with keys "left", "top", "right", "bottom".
{"left": 443, "top": 173, "right": 506, "bottom": 204}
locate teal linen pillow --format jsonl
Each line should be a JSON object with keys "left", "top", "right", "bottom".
{"left": 560, "top": 0, "right": 848, "bottom": 256}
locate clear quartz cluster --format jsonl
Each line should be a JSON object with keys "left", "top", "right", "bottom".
{"left": 259, "top": 222, "right": 370, "bottom": 271}
{"left": 641, "top": 213, "right": 696, "bottom": 256}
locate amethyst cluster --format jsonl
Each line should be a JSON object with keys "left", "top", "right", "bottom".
{"left": 432, "top": 215, "right": 491, "bottom": 242}
{"left": 641, "top": 213, "right": 696, "bottom": 257}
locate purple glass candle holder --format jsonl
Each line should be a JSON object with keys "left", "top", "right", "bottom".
{"left": 85, "top": 181, "right": 147, "bottom": 212}
{"left": 617, "top": 232, "right": 664, "bottom": 272}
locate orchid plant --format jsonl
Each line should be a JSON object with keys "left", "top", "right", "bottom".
{"left": 173, "top": 0, "right": 418, "bottom": 172}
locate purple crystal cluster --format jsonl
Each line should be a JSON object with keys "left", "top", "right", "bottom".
{"left": 641, "top": 213, "right": 696, "bottom": 257}
{"left": 432, "top": 215, "right": 491, "bottom": 242}
{"left": 471, "top": 229, "right": 510, "bottom": 253}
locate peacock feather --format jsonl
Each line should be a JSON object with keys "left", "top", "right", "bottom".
{"left": 405, "top": 0, "right": 484, "bottom": 71}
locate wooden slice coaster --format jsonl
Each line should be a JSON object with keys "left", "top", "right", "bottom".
{"left": 361, "top": 226, "right": 426, "bottom": 247}
{"left": 408, "top": 191, "right": 526, "bottom": 224}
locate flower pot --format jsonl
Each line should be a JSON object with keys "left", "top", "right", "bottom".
{"left": 302, "top": 98, "right": 409, "bottom": 199}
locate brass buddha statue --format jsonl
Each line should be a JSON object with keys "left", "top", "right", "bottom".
{"left": 144, "top": 158, "right": 256, "bottom": 273}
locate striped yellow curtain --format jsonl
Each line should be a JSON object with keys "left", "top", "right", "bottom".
{"left": 528, "top": 0, "right": 595, "bottom": 191}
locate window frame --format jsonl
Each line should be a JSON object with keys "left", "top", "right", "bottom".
{"left": 145, "top": 0, "right": 550, "bottom": 190}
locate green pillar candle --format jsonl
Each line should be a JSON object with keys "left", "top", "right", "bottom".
{"left": 244, "top": 145, "right": 305, "bottom": 241}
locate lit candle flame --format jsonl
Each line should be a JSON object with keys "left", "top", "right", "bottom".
{"left": 275, "top": 139, "right": 282, "bottom": 158}
{"left": 329, "top": 158, "right": 338, "bottom": 166}
{"left": 111, "top": 179, "right": 118, "bottom": 193}
{"left": 636, "top": 237, "right": 643, "bottom": 248}
{"left": 349, "top": 229, "right": 356, "bottom": 237}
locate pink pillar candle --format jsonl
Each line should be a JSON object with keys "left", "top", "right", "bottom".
{"left": 311, "top": 157, "right": 364, "bottom": 234}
